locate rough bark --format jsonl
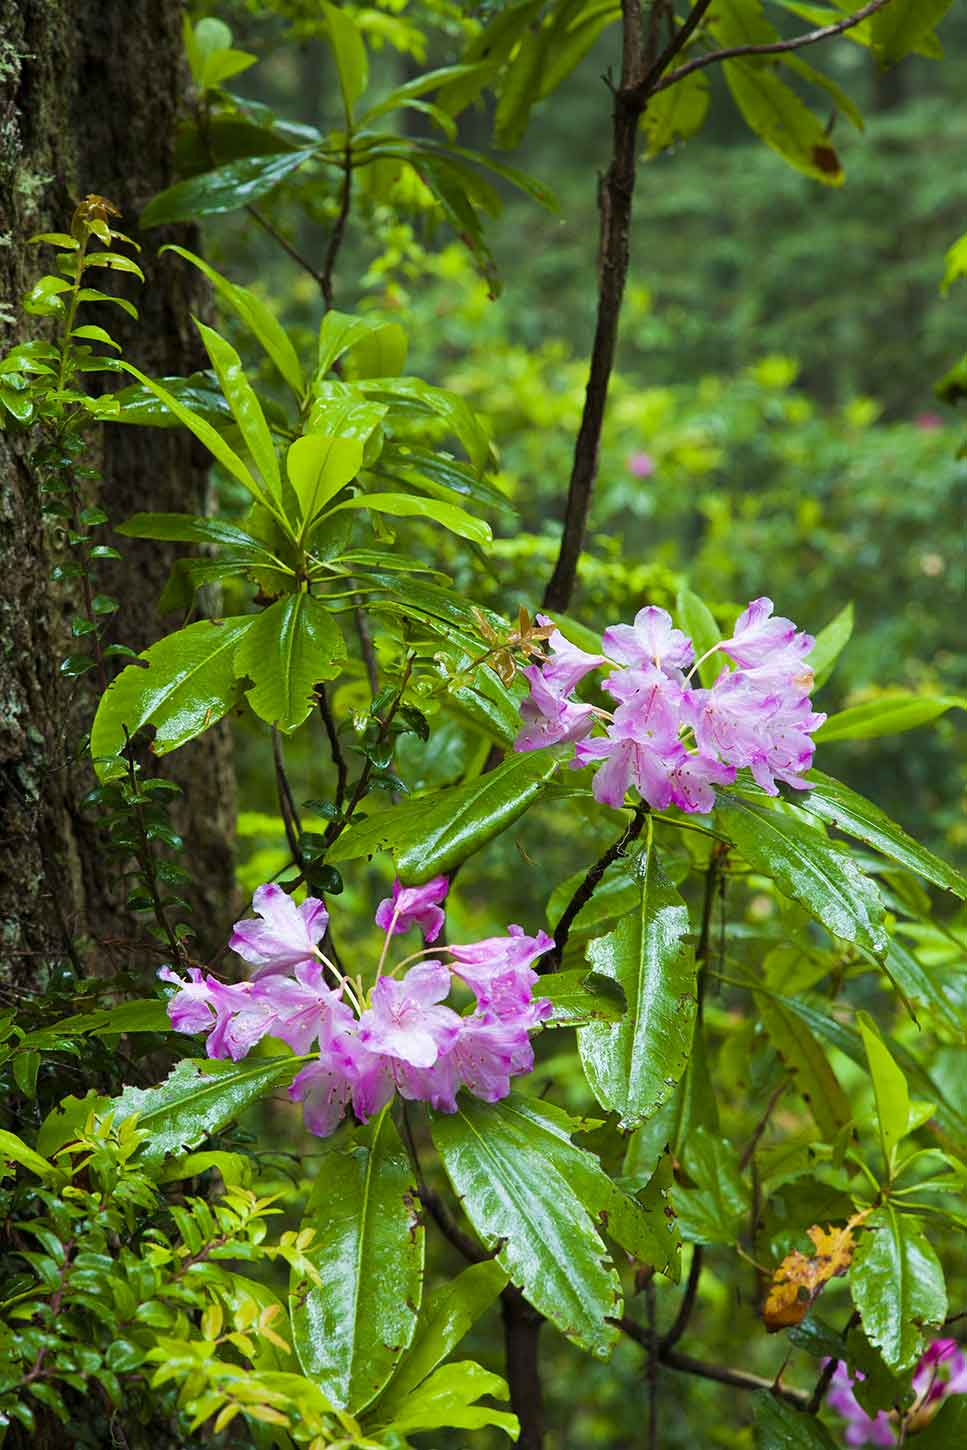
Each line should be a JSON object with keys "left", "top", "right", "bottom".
{"left": 0, "top": 0, "right": 237, "bottom": 983}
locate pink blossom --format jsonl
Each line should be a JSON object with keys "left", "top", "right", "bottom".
{"left": 288, "top": 1024, "right": 357, "bottom": 1138}
{"left": 628, "top": 451, "right": 656, "bottom": 478}
{"left": 205, "top": 979, "right": 279, "bottom": 1062}
{"left": 605, "top": 666, "right": 683, "bottom": 740}
{"left": 667, "top": 751, "right": 736, "bottom": 814}
{"left": 602, "top": 606, "right": 694, "bottom": 678}
{"left": 515, "top": 666, "right": 596, "bottom": 752}
{"left": 912, "top": 1338, "right": 967, "bottom": 1405}
{"left": 534, "top": 615, "right": 606, "bottom": 694}
{"left": 915, "top": 411, "right": 943, "bottom": 431}
{"left": 573, "top": 726, "right": 685, "bottom": 811}
{"left": 254, "top": 962, "right": 354, "bottom": 1055}
{"left": 721, "top": 597, "right": 804, "bottom": 670}
{"left": 357, "top": 962, "right": 461, "bottom": 1068}
{"left": 374, "top": 875, "right": 449, "bottom": 943}
{"left": 450, "top": 925, "right": 553, "bottom": 980}
{"left": 229, "top": 883, "right": 329, "bottom": 978}
{"left": 158, "top": 965, "right": 219, "bottom": 1035}
{"left": 825, "top": 1361, "right": 895, "bottom": 1446}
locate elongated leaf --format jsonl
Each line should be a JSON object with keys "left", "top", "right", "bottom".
{"left": 578, "top": 836, "right": 695, "bottom": 1131}
{"left": 23, "top": 1000, "right": 172, "bottom": 1040}
{"left": 881, "top": 937, "right": 963, "bottom": 1034}
{"left": 671, "top": 1128, "right": 750, "bottom": 1245}
{"left": 330, "top": 490, "right": 491, "bottom": 545}
{"left": 723, "top": 59, "right": 843, "bottom": 185}
{"left": 117, "top": 511, "right": 284, "bottom": 561}
{"left": 287, "top": 433, "right": 364, "bottom": 531}
{"left": 112, "top": 371, "right": 232, "bottom": 427}
{"left": 540, "top": 969, "right": 627, "bottom": 1028}
{"left": 0, "top": 1130, "right": 58, "bottom": 1182}
{"left": 141, "top": 148, "right": 316, "bottom": 227}
{"left": 91, "top": 616, "right": 255, "bottom": 779}
{"left": 799, "top": 771, "right": 967, "bottom": 900}
{"left": 382, "top": 1361, "right": 517, "bottom": 1438}
{"left": 430, "top": 1098, "right": 622, "bottom": 1356}
{"left": 850, "top": 1207, "right": 946, "bottom": 1372}
{"left": 716, "top": 795, "right": 887, "bottom": 956}
{"left": 913, "top": 1398, "right": 967, "bottom": 1448}
{"left": 328, "top": 751, "right": 560, "bottom": 880}
{"left": 756, "top": 993, "right": 851, "bottom": 1140}
{"left": 162, "top": 245, "right": 304, "bottom": 397}
{"left": 112, "top": 1057, "right": 295, "bottom": 1166}
{"left": 754, "top": 1392, "right": 838, "bottom": 1447}
{"left": 322, "top": 0, "right": 368, "bottom": 120}
{"left": 870, "top": 0, "right": 954, "bottom": 64}
{"left": 676, "top": 586, "right": 721, "bottom": 687}
{"left": 359, "top": 64, "right": 487, "bottom": 126}
{"left": 815, "top": 694, "right": 962, "bottom": 742}
{"left": 375, "top": 1261, "right": 508, "bottom": 1415}
{"left": 290, "top": 1112, "right": 423, "bottom": 1412}
{"left": 546, "top": 854, "right": 642, "bottom": 939}
{"left": 316, "top": 311, "right": 402, "bottom": 380}
{"left": 234, "top": 594, "right": 346, "bottom": 731}
{"left": 195, "top": 320, "right": 282, "bottom": 502}
{"left": 857, "top": 1012, "right": 910, "bottom": 1172}
{"left": 809, "top": 603, "right": 854, "bottom": 690}
{"left": 354, "top": 377, "right": 490, "bottom": 472}
{"left": 644, "top": 70, "right": 710, "bottom": 154}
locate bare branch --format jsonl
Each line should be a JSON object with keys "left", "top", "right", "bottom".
{"left": 316, "top": 685, "right": 348, "bottom": 810}
{"left": 618, "top": 1317, "right": 811, "bottom": 1409}
{"left": 542, "top": 802, "right": 649, "bottom": 971}
{"left": 321, "top": 142, "right": 353, "bottom": 310}
{"left": 660, "top": 1245, "right": 703, "bottom": 1352}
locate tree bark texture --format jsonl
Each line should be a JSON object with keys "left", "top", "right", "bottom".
{"left": 0, "top": 0, "right": 237, "bottom": 983}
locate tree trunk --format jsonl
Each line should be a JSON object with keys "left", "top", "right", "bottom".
{"left": 0, "top": 0, "right": 237, "bottom": 984}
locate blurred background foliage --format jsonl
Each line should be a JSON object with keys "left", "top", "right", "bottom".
{"left": 160, "top": 5, "right": 966, "bottom": 1443}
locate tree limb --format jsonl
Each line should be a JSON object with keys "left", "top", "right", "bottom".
{"left": 619, "top": 1316, "right": 811, "bottom": 1409}
{"left": 542, "top": 802, "right": 649, "bottom": 971}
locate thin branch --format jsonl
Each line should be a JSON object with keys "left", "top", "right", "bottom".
{"left": 650, "top": 0, "right": 896, "bottom": 97}
{"left": 739, "top": 1080, "right": 787, "bottom": 1172}
{"left": 619, "top": 1318, "right": 810, "bottom": 1409}
{"left": 401, "top": 1105, "right": 487, "bottom": 1264}
{"left": 807, "top": 1310, "right": 860, "bottom": 1415}
{"left": 272, "top": 728, "right": 303, "bottom": 865}
{"left": 636, "top": 0, "right": 715, "bottom": 98}
{"left": 246, "top": 205, "right": 325, "bottom": 291}
{"left": 660, "top": 1245, "right": 703, "bottom": 1352}
{"left": 502, "top": 1292, "right": 545, "bottom": 1450}
{"left": 316, "top": 685, "right": 348, "bottom": 810}
{"left": 321, "top": 141, "right": 353, "bottom": 310}
{"left": 543, "top": 802, "right": 649, "bottom": 971}
{"left": 354, "top": 599, "right": 379, "bottom": 697}
{"left": 645, "top": 1273, "right": 659, "bottom": 1448}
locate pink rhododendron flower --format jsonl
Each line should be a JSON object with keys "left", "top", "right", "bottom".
{"left": 158, "top": 965, "right": 219, "bottom": 1035}
{"left": 573, "top": 727, "right": 683, "bottom": 811}
{"left": 825, "top": 1361, "right": 895, "bottom": 1446}
{"left": 602, "top": 605, "right": 694, "bottom": 678}
{"left": 229, "top": 882, "right": 329, "bottom": 977}
{"left": 254, "top": 963, "right": 354, "bottom": 1056}
{"left": 628, "top": 450, "right": 655, "bottom": 478}
{"left": 358, "top": 962, "right": 461, "bottom": 1068}
{"left": 721, "top": 596, "right": 805, "bottom": 670}
{"left": 374, "top": 875, "right": 449, "bottom": 943}
{"left": 534, "top": 615, "right": 606, "bottom": 694}
{"left": 514, "top": 666, "right": 596, "bottom": 752}
{"left": 825, "top": 1338, "right": 967, "bottom": 1445}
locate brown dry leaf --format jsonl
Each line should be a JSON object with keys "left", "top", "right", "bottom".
{"left": 763, "top": 1209, "right": 870, "bottom": 1332}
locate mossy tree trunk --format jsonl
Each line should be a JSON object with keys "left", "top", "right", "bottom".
{"left": 0, "top": 0, "right": 237, "bottom": 983}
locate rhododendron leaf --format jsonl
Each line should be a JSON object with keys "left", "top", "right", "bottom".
{"left": 234, "top": 594, "right": 346, "bottom": 732}
{"left": 869, "top": 0, "right": 955, "bottom": 65}
{"left": 539, "top": 969, "right": 627, "bottom": 1028}
{"left": 286, "top": 433, "right": 364, "bottom": 528}
{"left": 808, "top": 602, "right": 853, "bottom": 689}
{"left": 289, "top": 1111, "right": 424, "bottom": 1412}
{"left": 322, "top": 1, "right": 368, "bottom": 121}
{"left": 140, "top": 148, "right": 317, "bottom": 227}
{"left": 676, "top": 586, "right": 721, "bottom": 687}
{"left": 380, "top": 1361, "right": 517, "bottom": 1439}
{"left": 815, "top": 693, "right": 962, "bottom": 742}
{"left": 671, "top": 1129, "right": 750, "bottom": 1245}
{"left": 195, "top": 321, "right": 282, "bottom": 505}
{"left": 90, "top": 616, "right": 256, "bottom": 779}
{"left": 716, "top": 796, "right": 887, "bottom": 956}
{"left": 430, "top": 1096, "right": 623, "bottom": 1357}
{"left": 578, "top": 838, "right": 696, "bottom": 1131}
{"left": 754, "top": 992, "right": 851, "bottom": 1141}
{"left": 545, "top": 855, "right": 642, "bottom": 938}
{"left": 914, "top": 1398, "right": 967, "bottom": 1448}
{"left": 754, "top": 1391, "right": 838, "bottom": 1447}
{"left": 328, "top": 751, "right": 560, "bottom": 881}
{"left": 329, "top": 491, "right": 492, "bottom": 546}
{"left": 857, "top": 1012, "right": 910, "bottom": 1172}
{"left": 111, "top": 1057, "right": 296, "bottom": 1166}
{"left": 723, "top": 60, "right": 844, "bottom": 186}
{"left": 850, "top": 1207, "right": 946, "bottom": 1373}
{"left": 800, "top": 771, "right": 967, "bottom": 899}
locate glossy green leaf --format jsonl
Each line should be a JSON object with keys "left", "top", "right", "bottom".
{"left": 195, "top": 320, "right": 281, "bottom": 503}
{"left": 162, "top": 246, "right": 304, "bottom": 397}
{"left": 850, "top": 1207, "right": 946, "bottom": 1373}
{"left": 140, "top": 148, "right": 316, "bottom": 227}
{"left": 809, "top": 603, "right": 854, "bottom": 689}
{"left": 723, "top": 60, "right": 843, "bottom": 186}
{"left": 754, "top": 1392, "right": 838, "bottom": 1448}
{"left": 881, "top": 937, "right": 963, "bottom": 1034}
{"left": 24, "top": 1000, "right": 171, "bottom": 1039}
{"left": 374, "top": 1260, "right": 508, "bottom": 1415}
{"left": 756, "top": 993, "right": 851, "bottom": 1140}
{"left": 342, "top": 322, "right": 408, "bottom": 381}
{"left": 800, "top": 771, "right": 967, "bottom": 900}
{"left": 90, "top": 616, "right": 255, "bottom": 779}
{"left": 869, "top": 0, "right": 955, "bottom": 64}
{"left": 234, "top": 593, "right": 346, "bottom": 731}
{"left": 815, "top": 694, "right": 962, "bottom": 742}
{"left": 111, "top": 371, "right": 231, "bottom": 427}
{"left": 117, "top": 510, "right": 284, "bottom": 559}
{"left": 322, "top": 0, "right": 368, "bottom": 120}
{"left": 540, "top": 969, "right": 627, "bottom": 1028}
{"left": 671, "top": 1129, "right": 750, "bottom": 1245}
{"left": 430, "top": 1097, "right": 622, "bottom": 1357}
{"left": 546, "top": 853, "right": 642, "bottom": 939}
{"left": 112, "top": 1056, "right": 295, "bottom": 1166}
{"left": 354, "top": 376, "right": 490, "bottom": 472}
{"left": 381, "top": 1361, "right": 517, "bottom": 1439}
{"left": 644, "top": 71, "right": 710, "bottom": 155}
{"left": 286, "top": 433, "right": 364, "bottom": 530}
{"left": 70, "top": 324, "right": 120, "bottom": 351}
{"left": 857, "top": 1011, "right": 910, "bottom": 1171}
{"left": 328, "top": 751, "right": 560, "bottom": 881}
{"left": 578, "top": 834, "right": 695, "bottom": 1131}
{"left": 716, "top": 795, "right": 887, "bottom": 956}
{"left": 290, "top": 1112, "right": 424, "bottom": 1412}
{"left": 676, "top": 586, "right": 721, "bottom": 687}
{"left": 330, "top": 490, "right": 491, "bottom": 545}
{"left": 623, "top": 1025, "right": 719, "bottom": 1184}
{"left": 0, "top": 1130, "right": 58, "bottom": 1182}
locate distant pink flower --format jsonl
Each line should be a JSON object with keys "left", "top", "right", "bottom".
{"left": 374, "top": 875, "right": 449, "bottom": 944}
{"left": 603, "top": 606, "right": 694, "bottom": 679}
{"left": 912, "top": 1338, "right": 967, "bottom": 1405}
{"left": 628, "top": 451, "right": 655, "bottom": 478}
{"left": 915, "top": 411, "right": 943, "bottom": 431}
{"left": 357, "top": 962, "right": 461, "bottom": 1068}
{"left": 229, "top": 883, "right": 328, "bottom": 978}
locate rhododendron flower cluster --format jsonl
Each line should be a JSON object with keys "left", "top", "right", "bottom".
{"left": 825, "top": 1338, "right": 967, "bottom": 1445}
{"left": 160, "top": 879, "right": 552, "bottom": 1138}
{"left": 514, "top": 598, "right": 824, "bottom": 811}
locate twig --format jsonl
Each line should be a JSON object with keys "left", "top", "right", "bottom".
{"left": 660, "top": 1245, "right": 703, "bottom": 1352}
{"left": 543, "top": 802, "right": 649, "bottom": 970}
{"left": 400, "top": 1105, "right": 486, "bottom": 1264}
{"left": 272, "top": 728, "right": 303, "bottom": 865}
{"left": 322, "top": 655, "right": 413, "bottom": 850}
{"left": 354, "top": 599, "right": 379, "bottom": 697}
{"left": 246, "top": 205, "right": 325, "bottom": 291}
{"left": 739, "top": 1081, "right": 787, "bottom": 1172}
{"left": 635, "top": 0, "right": 715, "bottom": 98}
{"left": 807, "top": 1310, "right": 860, "bottom": 1415}
{"left": 645, "top": 1273, "right": 659, "bottom": 1448}
{"left": 316, "top": 685, "right": 348, "bottom": 810}
{"left": 121, "top": 729, "right": 185, "bottom": 963}
{"left": 650, "top": 0, "right": 897, "bottom": 97}
{"left": 321, "top": 141, "right": 353, "bottom": 310}
{"left": 618, "top": 1317, "right": 811, "bottom": 1409}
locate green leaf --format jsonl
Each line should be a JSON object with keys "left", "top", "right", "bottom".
{"left": 869, "top": 0, "right": 955, "bottom": 65}
{"left": 809, "top": 602, "right": 853, "bottom": 689}
{"left": 881, "top": 937, "right": 963, "bottom": 1034}
{"left": 430, "top": 1098, "right": 622, "bottom": 1358}
{"left": 75, "top": 287, "right": 138, "bottom": 319}
{"left": 90, "top": 616, "right": 255, "bottom": 779}
{"left": 234, "top": 594, "right": 346, "bottom": 731}
{"left": 672, "top": 1129, "right": 750, "bottom": 1245}
{"left": 330, "top": 491, "right": 492, "bottom": 546}
{"left": 328, "top": 751, "right": 560, "bottom": 881}
{"left": 799, "top": 771, "right": 967, "bottom": 900}
{"left": 849, "top": 1207, "right": 946, "bottom": 1373}
{"left": 0, "top": 1129, "right": 58, "bottom": 1181}
{"left": 195, "top": 320, "right": 282, "bottom": 504}
{"left": 716, "top": 795, "right": 887, "bottom": 956}
{"left": 84, "top": 251, "right": 145, "bottom": 280}
{"left": 286, "top": 433, "right": 364, "bottom": 531}
{"left": 36, "top": 1091, "right": 108, "bottom": 1158}
{"left": 317, "top": 311, "right": 400, "bottom": 379}
{"left": 676, "top": 586, "right": 721, "bottom": 687}
{"left": 70, "top": 324, "right": 120, "bottom": 351}
{"left": 342, "top": 322, "right": 408, "bottom": 381}
{"left": 723, "top": 59, "right": 843, "bottom": 185}
{"left": 111, "top": 371, "right": 231, "bottom": 426}
{"left": 290, "top": 1112, "right": 423, "bottom": 1412}
{"left": 23, "top": 1000, "right": 172, "bottom": 1039}
{"left": 644, "top": 71, "right": 710, "bottom": 155}
{"left": 13, "top": 1050, "right": 40, "bottom": 1097}
{"left": 354, "top": 377, "right": 490, "bottom": 472}
{"left": 913, "top": 1397, "right": 967, "bottom": 1448}
{"left": 322, "top": 0, "right": 368, "bottom": 120}
{"left": 111, "top": 1057, "right": 295, "bottom": 1166}
{"left": 754, "top": 1391, "right": 838, "bottom": 1448}
{"left": 815, "top": 694, "right": 962, "bottom": 742}
{"left": 140, "top": 148, "right": 316, "bottom": 227}
{"left": 546, "top": 855, "right": 642, "bottom": 941}
{"left": 755, "top": 993, "right": 851, "bottom": 1140}
{"left": 117, "top": 510, "right": 282, "bottom": 557}
{"left": 380, "top": 1361, "right": 517, "bottom": 1439}
{"left": 162, "top": 246, "right": 304, "bottom": 397}
{"left": 856, "top": 1012, "right": 910, "bottom": 1172}
{"left": 375, "top": 1261, "right": 508, "bottom": 1414}
{"left": 540, "top": 969, "right": 627, "bottom": 1028}
{"left": 578, "top": 832, "right": 695, "bottom": 1131}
